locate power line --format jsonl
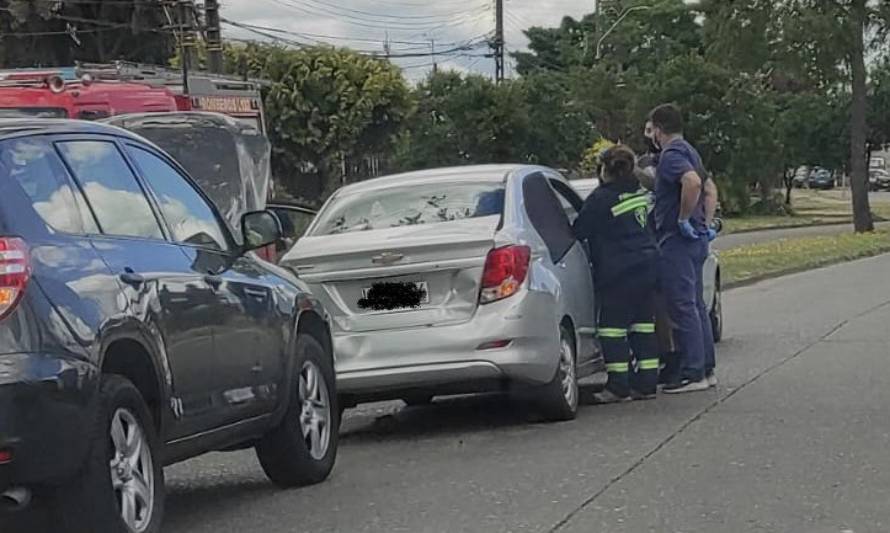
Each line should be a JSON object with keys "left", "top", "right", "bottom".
{"left": 289, "top": 0, "right": 488, "bottom": 21}
{"left": 264, "top": 0, "right": 490, "bottom": 32}
{"left": 221, "top": 19, "right": 490, "bottom": 58}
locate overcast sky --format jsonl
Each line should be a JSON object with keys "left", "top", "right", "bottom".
{"left": 220, "top": 0, "right": 595, "bottom": 80}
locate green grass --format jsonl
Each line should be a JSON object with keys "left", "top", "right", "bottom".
{"left": 721, "top": 229, "right": 890, "bottom": 286}
{"left": 722, "top": 189, "right": 890, "bottom": 234}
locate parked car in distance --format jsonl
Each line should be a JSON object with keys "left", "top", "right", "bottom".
{"left": 808, "top": 168, "right": 835, "bottom": 190}
{"left": 869, "top": 169, "right": 890, "bottom": 191}
{"left": 0, "top": 119, "right": 338, "bottom": 532}
{"left": 282, "top": 165, "right": 604, "bottom": 421}
{"left": 570, "top": 179, "right": 724, "bottom": 343}
{"left": 793, "top": 166, "right": 810, "bottom": 188}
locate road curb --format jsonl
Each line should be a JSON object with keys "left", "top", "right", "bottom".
{"left": 724, "top": 248, "right": 890, "bottom": 290}
{"left": 724, "top": 216, "right": 889, "bottom": 236}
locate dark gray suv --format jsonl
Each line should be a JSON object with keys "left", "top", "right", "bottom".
{"left": 0, "top": 120, "right": 338, "bottom": 533}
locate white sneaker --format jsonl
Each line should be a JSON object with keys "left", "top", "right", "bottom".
{"left": 707, "top": 373, "right": 718, "bottom": 388}
{"left": 662, "top": 378, "right": 710, "bottom": 394}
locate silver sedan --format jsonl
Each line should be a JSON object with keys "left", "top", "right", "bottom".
{"left": 281, "top": 165, "right": 602, "bottom": 421}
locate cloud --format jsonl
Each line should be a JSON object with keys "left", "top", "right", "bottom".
{"left": 222, "top": 0, "right": 593, "bottom": 79}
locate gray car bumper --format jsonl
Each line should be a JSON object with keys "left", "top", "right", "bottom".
{"left": 333, "top": 289, "right": 560, "bottom": 396}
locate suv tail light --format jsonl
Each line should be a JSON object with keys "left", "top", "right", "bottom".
{"left": 0, "top": 238, "right": 30, "bottom": 320}
{"left": 480, "top": 245, "right": 530, "bottom": 304}
{"left": 255, "top": 243, "right": 278, "bottom": 264}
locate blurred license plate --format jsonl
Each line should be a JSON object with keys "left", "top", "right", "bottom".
{"left": 361, "top": 281, "right": 429, "bottom": 307}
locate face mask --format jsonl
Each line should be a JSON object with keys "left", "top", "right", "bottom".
{"left": 646, "top": 135, "right": 661, "bottom": 154}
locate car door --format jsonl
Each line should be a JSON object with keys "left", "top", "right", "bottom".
{"left": 545, "top": 174, "right": 599, "bottom": 372}
{"left": 124, "top": 143, "right": 286, "bottom": 418}
{"left": 55, "top": 137, "right": 226, "bottom": 439}
{"left": 520, "top": 171, "right": 599, "bottom": 373}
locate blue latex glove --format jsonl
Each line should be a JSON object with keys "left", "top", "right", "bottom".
{"left": 703, "top": 228, "right": 718, "bottom": 242}
{"left": 678, "top": 219, "right": 700, "bottom": 240}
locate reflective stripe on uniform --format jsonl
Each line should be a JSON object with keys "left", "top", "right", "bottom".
{"left": 598, "top": 328, "right": 627, "bottom": 338}
{"left": 611, "top": 195, "right": 650, "bottom": 217}
{"left": 638, "top": 358, "right": 660, "bottom": 370}
{"left": 606, "top": 362, "right": 630, "bottom": 373}
{"left": 630, "top": 323, "right": 656, "bottom": 334}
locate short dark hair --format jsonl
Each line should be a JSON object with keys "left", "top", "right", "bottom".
{"left": 601, "top": 144, "right": 638, "bottom": 186}
{"left": 649, "top": 104, "right": 684, "bottom": 135}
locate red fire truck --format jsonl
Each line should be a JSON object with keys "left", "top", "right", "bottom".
{"left": 0, "top": 61, "right": 266, "bottom": 131}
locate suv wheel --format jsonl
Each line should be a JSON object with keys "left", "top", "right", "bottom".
{"left": 50, "top": 375, "right": 164, "bottom": 533}
{"left": 256, "top": 334, "right": 339, "bottom": 487}
{"left": 537, "top": 325, "right": 579, "bottom": 421}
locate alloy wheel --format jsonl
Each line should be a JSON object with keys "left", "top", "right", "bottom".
{"left": 299, "top": 360, "right": 332, "bottom": 461}
{"left": 559, "top": 335, "right": 578, "bottom": 409}
{"left": 109, "top": 408, "right": 155, "bottom": 533}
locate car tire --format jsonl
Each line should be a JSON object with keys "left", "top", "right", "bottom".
{"left": 710, "top": 280, "right": 723, "bottom": 344}
{"left": 49, "top": 374, "right": 165, "bottom": 533}
{"left": 256, "top": 334, "right": 338, "bottom": 487}
{"left": 537, "top": 325, "right": 579, "bottom": 422}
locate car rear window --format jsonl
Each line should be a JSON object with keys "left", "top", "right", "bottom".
{"left": 312, "top": 182, "right": 505, "bottom": 236}
{"left": 0, "top": 137, "right": 96, "bottom": 234}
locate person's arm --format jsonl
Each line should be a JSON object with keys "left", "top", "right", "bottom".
{"left": 702, "top": 178, "right": 718, "bottom": 226}
{"left": 679, "top": 170, "right": 703, "bottom": 220}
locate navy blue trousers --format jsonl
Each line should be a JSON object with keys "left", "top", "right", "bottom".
{"left": 658, "top": 235, "right": 716, "bottom": 382}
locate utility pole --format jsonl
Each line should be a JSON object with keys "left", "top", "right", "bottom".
{"left": 177, "top": 0, "right": 193, "bottom": 94}
{"left": 430, "top": 38, "right": 438, "bottom": 74}
{"left": 494, "top": 0, "right": 504, "bottom": 83}
{"left": 205, "top": 0, "right": 223, "bottom": 73}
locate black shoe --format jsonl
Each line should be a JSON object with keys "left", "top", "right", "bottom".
{"left": 630, "top": 389, "right": 657, "bottom": 401}
{"left": 591, "top": 389, "right": 631, "bottom": 404}
{"left": 662, "top": 378, "right": 710, "bottom": 394}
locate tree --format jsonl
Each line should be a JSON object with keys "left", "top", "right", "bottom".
{"left": 395, "top": 71, "right": 531, "bottom": 170}
{"left": 513, "top": 0, "right": 702, "bottom": 76}
{"left": 771, "top": 0, "right": 890, "bottom": 231}
{"left": 0, "top": 0, "right": 174, "bottom": 66}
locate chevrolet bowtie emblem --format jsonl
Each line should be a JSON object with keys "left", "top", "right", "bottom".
{"left": 371, "top": 252, "right": 404, "bottom": 265}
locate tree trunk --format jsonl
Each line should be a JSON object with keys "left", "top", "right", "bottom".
{"left": 849, "top": 0, "right": 873, "bottom": 232}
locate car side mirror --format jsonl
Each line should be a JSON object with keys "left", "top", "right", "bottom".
{"left": 712, "top": 218, "right": 724, "bottom": 235}
{"left": 241, "top": 210, "right": 282, "bottom": 252}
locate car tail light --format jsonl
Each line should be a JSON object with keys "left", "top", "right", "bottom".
{"left": 0, "top": 449, "right": 12, "bottom": 464}
{"left": 480, "top": 245, "right": 530, "bottom": 304}
{"left": 255, "top": 243, "right": 277, "bottom": 263}
{"left": 0, "top": 238, "right": 30, "bottom": 321}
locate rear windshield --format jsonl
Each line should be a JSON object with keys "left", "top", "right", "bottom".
{"left": 312, "top": 182, "right": 505, "bottom": 236}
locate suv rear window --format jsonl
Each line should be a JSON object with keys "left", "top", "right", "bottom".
{"left": 0, "top": 137, "right": 95, "bottom": 234}
{"left": 312, "top": 182, "right": 504, "bottom": 236}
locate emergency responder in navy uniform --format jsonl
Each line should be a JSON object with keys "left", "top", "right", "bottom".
{"left": 574, "top": 145, "right": 660, "bottom": 402}
{"left": 649, "top": 104, "right": 719, "bottom": 393}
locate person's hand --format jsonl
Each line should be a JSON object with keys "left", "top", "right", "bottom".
{"left": 703, "top": 228, "right": 717, "bottom": 242}
{"left": 678, "top": 219, "right": 700, "bottom": 240}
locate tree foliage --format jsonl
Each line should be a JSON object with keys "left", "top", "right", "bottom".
{"left": 0, "top": 0, "right": 174, "bottom": 66}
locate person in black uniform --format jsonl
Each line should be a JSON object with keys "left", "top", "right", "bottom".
{"left": 574, "top": 145, "right": 661, "bottom": 403}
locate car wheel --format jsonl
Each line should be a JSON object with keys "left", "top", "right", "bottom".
{"left": 256, "top": 334, "right": 339, "bottom": 487}
{"left": 538, "top": 325, "right": 579, "bottom": 421}
{"left": 50, "top": 375, "right": 165, "bottom": 533}
{"left": 710, "top": 280, "right": 723, "bottom": 343}
{"left": 402, "top": 394, "right": 434, "bottom": 407}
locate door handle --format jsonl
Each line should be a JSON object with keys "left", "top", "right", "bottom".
{"left": 119, "top": 268, "right": 144, "bottom": 287}
{"left": 204, "top": 274, "right": 224, "bottom": 289}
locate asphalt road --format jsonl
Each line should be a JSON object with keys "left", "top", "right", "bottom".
{"left": 7, "top": 253, "right": 890, "bottom": 532}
